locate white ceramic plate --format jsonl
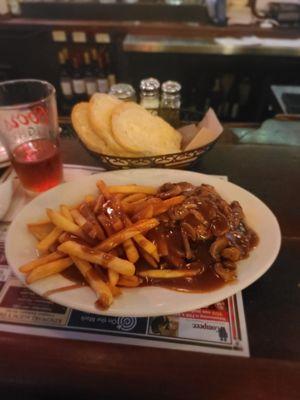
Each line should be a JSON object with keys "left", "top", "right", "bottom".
{"left": 5, "top": 169, "right": 281, "bottom": 317}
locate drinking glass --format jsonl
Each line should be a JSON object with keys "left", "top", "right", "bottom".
{"left": 0, "top": 79, "right": 63, "bottom": 193}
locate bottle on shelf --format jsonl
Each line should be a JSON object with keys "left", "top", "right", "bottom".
{"left": 139, "top": 77, "right": 160, "bottom": 115}
{"left": 83, "top": 51, "right": 98, "bottom": 97}
{"left": 91, "top": 48, "right": 109, "bottom": 93}
{"left": 103, "top": 50, "right": 116, "bottom": 89}
{"left": 71, "top": 55, "right": 86, "bottom": 102}
{"left": 58, "top": 50, "right": 73, "bottom": 102}
{"left": 62, "top": 47, "right": 72, "bottom": 75}
{"left": 109, "top": 83, "right": 136, "bottom": 101}
{"left": 160, "top": 80, "right": 181, "bottom": 127}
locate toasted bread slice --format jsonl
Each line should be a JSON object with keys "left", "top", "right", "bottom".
{"left": 71, "top": 102, "right": 112, "bottom": 155}
{"left": 88, "top": 93, "right": 136, "bottom": 156}
{"left": 112, "top": 102, "right": 182, "bottom": 156}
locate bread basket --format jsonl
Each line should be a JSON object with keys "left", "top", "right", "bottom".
{"left": 83, "top": 139, "right": 218, "bottom": 170}
{"left": 65, "top": 108, "right": 223, "bottom": 170}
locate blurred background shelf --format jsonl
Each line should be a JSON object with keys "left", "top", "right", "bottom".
{"left": 1, "top": 17, "right": 300, "bottom": 38}
{"left": 123, "top": 35, "right": 300, "bottom": 57}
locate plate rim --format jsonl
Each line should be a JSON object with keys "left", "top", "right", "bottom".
{"left": 5, "top": 168, "right": 281, "bottom": 317}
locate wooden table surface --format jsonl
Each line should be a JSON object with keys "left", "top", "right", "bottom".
{"left": 1, "top": 127, "right": 300, "bottom": 399}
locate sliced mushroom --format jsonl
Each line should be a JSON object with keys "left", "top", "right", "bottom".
{"left": 221, "top": 247, "right": 241, "bottom": 262}
{"left": 210, "top": 213, "right": 229, "bottom": 237}
{"left": 189, "top": 209, "right": 207, "bottom": 225}
{"left": 223, "top": 260, "right": 237, "bottom": 270}
{"left": 209, "top": 237, "right": 228, "bottom": 260}
{"left": 195, "top": 223, "right": 211, "bottom": 240}
{"left": 181, "top": 221, "right": 195, "bottom": 239}
{"left": 158, "top": 183, "right": 182, "bottom": 199}
{"left": 181, "top": 225, "right": 193, "bottom": 260}
{"left": 168, "top": 204, "right": 195, "bottom": 221}
{"left": 214, "top": 263, "right": 236, "bottom": 282}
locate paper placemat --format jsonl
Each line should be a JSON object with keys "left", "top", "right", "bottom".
{"left": 0, "top": 164, "right": 249, "bottom": 357}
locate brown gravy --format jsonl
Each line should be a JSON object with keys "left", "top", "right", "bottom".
{"left": 61, "top": 266, "right": 86, "bottom": 285}
{"left": 140, "top": 227, "right": 226, "bottom": 292}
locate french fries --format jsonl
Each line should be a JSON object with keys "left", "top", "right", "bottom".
{"left": 123, "top": 238, "right": 139, "bottom": 263}
{"left": 122, "top": 193, "right": 147, "bottom": 203}
{"left": 26, "top": 257, "right": 74, "bottom": 284}
{"left": 153, "top": 195, "right": 185, "bottom": 216}
{"left": 108, "top": 269, "right": 119, "bottom": 287}
{"left": 108, "top": 185, "right": 157, "bottom": 195}
{"left": 36, "top": 226, "right": 63, "bottom": 253}
{"left": 47, "top": 209, "right": 83, "bottom": 238}
{"left": 118, "top": 275, "right": 141, "bottom": 287}
{"left": 97, "top": 180, "right": 111, "bottom": 200}
{"left": 58, "top": 241, "right": 135, "bottom": 276}
{"left": 96, "top": 218, "right": 159, "bottom": 252}
{"left": 60, "top": 205, "right": 74, "bottom": 222}
{"left": 132, "top": 204, "right": 154, "bottom": 221}
{"left": 72, "top": 256, "right": 113, "bottom": 309}
{"left": 19, "top": 180, "right": 196, "bottom": 311}
{"left": 27, "top": 221, "right": 54, "bottom": 241}
{"left": 138, "top": 269, "right": 199, "bottom": 279}
{"left": 20, "top": 251, "right": 64, "bottom": 273}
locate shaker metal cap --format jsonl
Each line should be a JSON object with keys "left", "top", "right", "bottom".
{"left": 109, "top": 83, "right": 135, "bottom": 99}
{"left": 140, "top": 77, "right": 160, "bottom": 92}
{"left": 161, "top": 80, "right": 181, "bottom": 94}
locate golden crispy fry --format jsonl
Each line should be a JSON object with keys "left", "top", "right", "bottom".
{"left": 93, "top": 194, "right": 105, "bottom": 214}
{"left": 36, "top": 226, "right": 62, "bottom": 253}
{"left": 108, "top": 185, "right": 157, "bottom": 195}
{"left": 26, "top": 257, "right": 73, "bottom": 284}
{"left": 58, "top": 241, "right": 135, "bottom": 276}
{"left": 113, "top": 193, "right": 127, "bottom": 202}
{"left": 139, "top": 248, "right": 158, "bottom": 268}
{"left": 138, "top": 269, "right": 199, "bottom": 279}
{"left": 108, "top": 269, "right": 119, "bottom": 287}
{"left": 124, "top": 216, "right": 159, "bottom": 261}
{"left": 120, "top": 200, "right": 143, "bottom": 214}
{"left": 19, "top": 251, "right": 64, "bottom": 273}
{"left": 133, "top": 233, "right": 159, "bottom": 261}
{"left": 132, "top": 204, "right": 154, "bottom": 221}
{"left": 153, "top": 195, "right": 185, "bottom": 216}
{"left": 112, "top": 217, "right": 123, "bottom": 232}
{"left": 122, "top": 238, "right": 139, "bottom": 263}
{"left": 60, "top": 205, "right": 74, "bottom": 222}
{"left": 97, "top": 180, "right": 111, "bottom": 200}
{"left": 96, "top": 218, "right": 159, "bottom": 252}
{"left": 71, "top": 209, "right": 98, "bottom": 239}
{"left": 72, "top": 256, "right": 113, "bottom": 309}
{"left": 79, "top": 203, "right": 106, "bottom": 240}
{"left": 108, "top": 284, "right": 122, "bottom": 297}
{"left": 47, "top": 209, "right": 83, "bottom": 238}
{"left": 58, "top": 232, "right": 73, "bottom": 243}
{"left": 85, "top": 195, "right": 95, "bottom": 203}
{"left": 122, "top": 193, "right": 147, "bottom": 204}
{"left": 98, "top": 213, "right": 114, "bottom": 236}
{"left": 123, "top": 197, "right": 161, "bottom": 215}
{"left": 117, "top": 275, "right": 141, "bottom": 287}
{"left": 27, "top": 221, "right": 54, "bottom": 241}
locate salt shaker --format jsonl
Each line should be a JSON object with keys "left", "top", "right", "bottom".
{"left": 109, "top": 83, "right": 136, "bottom": 102}
{"left": 160, "top": 80, "right": 182, "bottom": 127}
{"left": 139, "top": 77, "right": 160, "bottom": 115}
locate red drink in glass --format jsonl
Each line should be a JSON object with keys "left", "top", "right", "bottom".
{"left": 0, "top": 80, "right": 63, "bottom": 193}
{"left": 11, "top": 138, "right": 63, "bottom": 192}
